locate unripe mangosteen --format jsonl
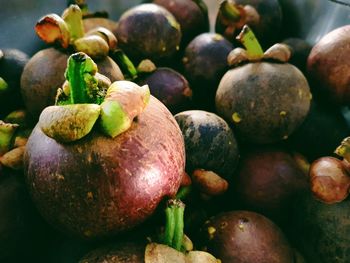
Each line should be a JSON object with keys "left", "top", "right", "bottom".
{"left": 138, "top": 67, "right": 192, "bottom": 114}
{"left": 307, "top": 25, "right": 350, "bottom": 105}
{"left": 232, "top": 147, "right": 308, "bottom": 224}
{"left": 24, "top": 53, "right": 185, "bottom": 240}
{"left": 199, "top": 210, "right": 294, "bottom": 263}
{"left": 0, "top": 49, "right": 29, "bottom": 118}
{"left": 147, "top": 0, "right": 209, "bottom": 48}
{"left": 115, "top": 4, "right": 182, "bottom": 64}
{"left": 216, "top": 26, "right": 311, "bottom": 144}
{"left": 215, "top": 0, "right": 283, "bottom": 49}
{"left": 182, "top": 33, "right": 233, "bottom": 111}
{"left": 174, "top": 110, "right": 239, "bottom": 180}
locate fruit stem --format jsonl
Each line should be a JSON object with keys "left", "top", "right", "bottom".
{"left": 65, "top": 52, "right": 98, "bottom": 104}
{"left": 62, "top": 5, "right": 85, "bottom": 43}
{"left": 111, "top": 49, "right": 138, "bottom": 80}
{"left": 0, "top": 121, "right": 18, "bottom": 156}
{"left": 220, "top": 0, "right": 241, "bottom": 21}
{"left": 163, "top": 199, "right": 186, "bottom": 251}
{"left": 335, "top": 137, "right": 350, "bottom": 163}
{"left": 0, "top": 77, "right": 8, "bottom": 95}
{"left": 67, "top": 0, "right": 88, "bottom": 14}
{"left": 236, "top": 25, "right": 264, "bottom": 59}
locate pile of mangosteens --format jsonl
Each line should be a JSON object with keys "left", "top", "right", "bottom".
{"left": 2, "top": 0, "right": 350, "bottom": 262}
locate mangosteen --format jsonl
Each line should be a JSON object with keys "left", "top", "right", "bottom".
{"left": 146, "top": 0, "right": 209, "bottom": 48}
{"left": 232, "top": 147, "right": 308, "bottom": 225}
{"left": 287, "top": 100, "right": 350, "bottom": 161}
{"left": 0, "top": 48, "right": 29, "bottom": 118}
{"left": 20, "top": 5, "right": 124, "bottom": 120}
{"left": 115, "top": 4, "right": 182, "bottom": 64}
{"left": 199, "top": 210, "right": 294, "bottom": 263}
{"left": 291, "top": 191, "right": 350, "bottom": 263}
{"left": 24, "top": 52, "right": 185, "bottom": 240}
{"left": 307, "top": 25, "right": 350, "bottom": 105}
{"left": 216, "top": 25, "right": 311, "bottom": 144}
{"left": 174, "top": 110, "right": 239, "bottom": 180}
{"left": 0, "top": 169, "right": 54, "bottom": 263}
{"left": 182, "top": 33, "right": 233, "bottom": 111}
{"left": 138, "top": 67, "right": 192, "bottom": 114}
{"left": 215, "top": 0, "right": 283, "bottom": 49}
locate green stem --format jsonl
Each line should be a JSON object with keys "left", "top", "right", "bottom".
{"left": 163, "top": 205, "right": 176, "bottom": 247}
{"left": 163, "top": 199, "right": 185, "bottom": 251}
{"left": 65, "top": 52, "right": 98, "bottom": 104}
{"left": 236, "top": 25, "right": 264, "bottom": 58}
{"left": 0, "top": 77, "right": 8, "bottom": 94}
{"left": 111, "top": 50, "right": 138, "bottom": 80}
{"left": 221, "top": 0, "right": 241, "bottom": 21}
{"left": 67, "top": 0, "right": 88, "bottom": 14}
{"left": 62, "top": 4, "right": 85, "bottom": 43}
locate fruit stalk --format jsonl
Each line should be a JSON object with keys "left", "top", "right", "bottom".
{"left": 236, "top": 25, "right": 264, "bottom": 59}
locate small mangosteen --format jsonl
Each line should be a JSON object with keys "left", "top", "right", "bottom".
{"left": 199, "top": 210, "right": 294, "bottom": 263}
{"left": 182, "top": 33, "right": 233, "bottom": 111}
{"left": 232, "top": 147, "right": 308, "bottom": 224}
{"left": 216, "top": 25, "right": 311, "bottom": 144}
{"left": 307, "top": 25, "right": 350, "bottom": 105}
{"left": 215, "top": 0, "right": 283, "bottom": 49}
{"left": 146, "top": 0, "right": 209, "bottom": 48}
{"left": 24, "top": 53, "right": 185, "bottom": 239}
{"left": 115, "top": 4, "right": 182, "bottom": 64}
{"left": 20, "top": 5, "right": 124, "bottom": 120}
{"left": 0, "top": 48, "right": 29, "bottom": 118}
{"left": 138, "top": 66, "right": 192, "bottom": 114}
{"left": 174, "top": 110, "right": 239, "bottom": 180}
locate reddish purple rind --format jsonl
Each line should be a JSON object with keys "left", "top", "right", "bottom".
{"left": 20, "top": 48, "right": 124, "bottom": 120}
{"left": 201, "top": 211, "right": 294, "bottom": 263}
{"left": 307, "top": 25, "right": 350, "bottom": 105}
{"left": 24, "top": 96, "right": 185, "bottom": 240}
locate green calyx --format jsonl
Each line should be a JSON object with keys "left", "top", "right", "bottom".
{"left": 0, "top": 121, "right": 18, "bottom": 156}
{"left": 221, "top": 0, "right": 241, "bottom": 21}
{"left": 335, "top": 137, "right": 350, "bottom": 162}
{"left": 62, "top": 4, "right": 85, "bottom": 43}
{"left": 0, "top": 77, "right": 8, "bottom": 95}
{"left": 236, "top": 25, "right": 264, "bottom": 59}
{"left": 163, "top": 199, "right": 186, "bottom": 252}
{"left": 42, "top": 53, "right": 150, "bottom": 143}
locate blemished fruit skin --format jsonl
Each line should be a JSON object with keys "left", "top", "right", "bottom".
{"left": 200, "top": 210, "right": 294, "bottom": 263}
{"left": 216, "top": 62, "right": 311, "bottom": 144}
{"left": 24, "top": 96, "right": 185, "bottom": 240}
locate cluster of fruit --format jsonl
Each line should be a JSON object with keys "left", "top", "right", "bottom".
{"left": 1, "top": 0, "right": 350, "bottom": 262}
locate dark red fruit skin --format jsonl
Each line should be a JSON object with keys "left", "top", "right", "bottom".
{"left": 149, "top": 0, "right": 209, "bottom": 48}
{"left": 24, "top": 96, "right": 185, "bottom": 240}
{"left": 307, "top": 25, "right": 350, "bottom": 105}
{"left": 20, "top": 47, "right": 124, "bottom": 120}
{"left": 139, "top": 67, "right": 192, "bottom": 114}
{"left": 215, "top": 0, "right": 283, "bottom": 49}
{"left": 183, "top": 33, "right": 233, "bottom": 111}
{"left": 232, "top": 148, "right": 308, "bottom": 224}
{"left": 79, "top": 242, "right": 145, "bottom": 263}
{"left": 199, "top": 210, "right": 294, "bottom": 263}
{"left": 115, "top": 4, "right": 181, "bottom": 64}
{"left": 291, "top": 191, "right": 350, "bottom": 263}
